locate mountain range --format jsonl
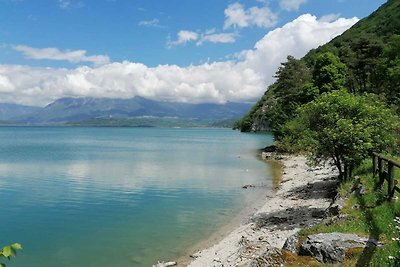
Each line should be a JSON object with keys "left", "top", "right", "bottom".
{"left": 0, "top": 96, "right": 252, "bottom": 127}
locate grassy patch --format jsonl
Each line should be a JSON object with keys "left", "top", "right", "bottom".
{"left": 294, "top": 158, "right": 400, "bottom": 267}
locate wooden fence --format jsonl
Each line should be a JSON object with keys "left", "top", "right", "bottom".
{"left": 372, "top": 152, "right": 400, "bottom": 201}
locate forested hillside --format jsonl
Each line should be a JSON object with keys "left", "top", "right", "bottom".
{"left": 235, "top": 0, "right": 400, "bottom": 137}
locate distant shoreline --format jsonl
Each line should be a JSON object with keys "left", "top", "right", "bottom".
{"left": 182, "top": 154, "right": 337, "bottom": 267}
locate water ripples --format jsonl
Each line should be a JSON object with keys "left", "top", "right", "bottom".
{"left": 0, "top": 127, "right": 274, "bottom": 267}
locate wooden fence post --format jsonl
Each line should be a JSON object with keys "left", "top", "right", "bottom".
{"left": 372, "top": 153, "right": 399, "bottom": 201}
{"left": 378, "top": 157, "right": 384, "bottom": 188}
{"left": 388, "top": 162, "right": 396, "bottom": 201}
{"left": 372, "top": 154, "right": 377, "bottom": 179}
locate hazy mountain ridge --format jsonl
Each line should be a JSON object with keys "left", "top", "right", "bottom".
{"left": 0, "top": 103, "right": 41, "bottom": 121}
{"left": 0, "top": 96, "right": 252, "bottom": 127}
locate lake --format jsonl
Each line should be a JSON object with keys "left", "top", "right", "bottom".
{"left": 0, "top": 127, "right": 274, "bottom": 267}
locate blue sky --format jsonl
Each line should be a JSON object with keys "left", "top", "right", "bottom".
{"left": 0, "top": 0, "right": 387, "bottom": 106}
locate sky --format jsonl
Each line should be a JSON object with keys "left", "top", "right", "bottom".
{"left": 0, "top": 0, "right": 387, "bottom": 106}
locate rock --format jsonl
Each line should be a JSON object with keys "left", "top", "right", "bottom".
{"left": 282, "top": 233, "right": 299, "bottom": 254}
{"left": 325, "top": 195, "right": 345, "bottom": 217}
{"left": 152, "top": 261, "right": 177, "bottom": 267}
{"left": 249, "top": 246, "right": 283, "bottom": 267}
{"left": 311, "top": 209, "right": 326, "bottom": 219}
{"left": 213, "top": 257, "right": 221, "bottom": 262}
{"left": 263, "top": 145, "right": 277, "bottom": 153}
{"left": 299, "top": 232, "right": 373, "bottom": 263}
{"left": 261, "top": 152, "right": 272, "bottom": 159}
{"left": 243, "top": 184, "right": 256, "bottom": 189}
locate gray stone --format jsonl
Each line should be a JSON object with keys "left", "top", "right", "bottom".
{"left": 249, "top": 246, "right": 283, "bottom": 267}
{"left": 282, "top": 233, "right": 299, "bottom": 254}
{"left": 325, "top": 195, "right": 345, "bottom": 216}
{"left": 263, "top": 145, "right": 277, "bottom": 153}
{"left": 299, "top": 232, "right": 372, "bottom": 263}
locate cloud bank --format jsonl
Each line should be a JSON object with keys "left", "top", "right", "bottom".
{"left": 13, "top": 45, "right": 110, "bottom": 66}
{"left": 0, "top": 14, "right": 358, "bottom": 106}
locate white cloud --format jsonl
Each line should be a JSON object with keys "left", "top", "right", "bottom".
{"left": 319, "top": 13, "right": 341, "bottom": 22}
{"left": 169, "top": 30, "right": 238, "bottom": 46}
{"left": 236, "top": 14, "right": 358, "bottom": 82}
{"left": 12, "top": 45, "right": 110, "bottom": 66}
{"left": 168, "top": 30, "right": 199, "bottom": 46}
{"left": 0, "top": 14, "right": 358, "bottom": 106}
{"left": 280, "top": 0, "right": 307, "bottom": 11}
{"left": 58, "top": 0, "right": 85, "bottom": 10}
{"left": 138, "top": 18, "right": 164, "bottom": 28}
{"left": 197, "top": 33, "right": 238, "bottom": 45}
{"left": 0, "top": 75, "right": 15, "bottom": 92}
{"left": 224, "top": 2, "right": 278, "bottom": 29}
{"left": 58, "top": 0, "right": 70, "bottom": 9}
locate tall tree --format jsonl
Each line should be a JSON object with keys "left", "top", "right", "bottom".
{"left": 265, "top": 56, "right": 314, "bottom": 137}
{"left": 312, "top": 52, "right": 347, "bottom": 94}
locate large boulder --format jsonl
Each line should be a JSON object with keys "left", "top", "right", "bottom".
{"left": 299, "top": 233, "right": 374, "bottom": 263}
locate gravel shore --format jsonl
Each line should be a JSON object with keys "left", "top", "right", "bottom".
{"left": 185, "top": 155, "right": 338, "bottom": 267}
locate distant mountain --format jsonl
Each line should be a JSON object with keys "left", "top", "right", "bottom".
{"left": 0, "top": 103, "right": 41, "bottom": 121}
{"left": 12, "top": 96, "right": 252, "bottom": 126}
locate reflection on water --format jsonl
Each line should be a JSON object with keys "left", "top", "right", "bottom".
{"left": 0, "top": 127, "right": 274, "bottom": 267}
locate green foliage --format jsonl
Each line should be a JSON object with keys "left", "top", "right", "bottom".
{"left": 380, "top": 35, "right": 400, "bottom": 112}
{"left": 285, "top": 90, "right": 398, "bottom": 179}
{"left": 238, "top": 0, "right": 400, "bottom": 134}
{"left": 0, "top": 243, "right": 22, "bottom": 267}
{"left": 236, "top": 56, "right": 314, "bottom": 135}
{"left": 234, "top": 92, "right": 270, "bottom": 132}
{"left": 312, "top": 52, "right": 347, "bottom": 93}
{"left": 273, "top": 55, "right": 312, "bottom": 97}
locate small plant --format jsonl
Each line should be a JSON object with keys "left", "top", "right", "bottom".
{"left": 0, "top": 243, "right": 22, "bottom": 267}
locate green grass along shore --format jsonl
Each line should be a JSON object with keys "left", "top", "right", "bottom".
{"left": 283, "top": 157, "right": 400, "bottom": 267}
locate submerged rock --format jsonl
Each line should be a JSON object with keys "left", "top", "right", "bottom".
{"left": 242, "top": 184, "right": 256, "bottom": 189}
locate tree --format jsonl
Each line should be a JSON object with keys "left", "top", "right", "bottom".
{"left": 380, "top": 35, "right": 400, "bottom": 112}
{"left": 313, "top": 52, "right": 347, "bottom": 94}
{"left": 0, "top": 243, "right": 22, "bottom": 267}
{"left": 264, "top": 56, "right": 314, "bottom": 137}
{"left": 273, "top": 55, "right": 312, "bottom": 97}
{"left": 285, "top": 90, "right": 398, "bottom": 180}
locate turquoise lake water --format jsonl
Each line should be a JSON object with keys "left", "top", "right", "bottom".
{"left": 0, "top": 127, "right": 274, "bottom": 267}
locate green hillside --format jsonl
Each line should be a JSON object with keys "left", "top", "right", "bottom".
{"left": 235, "top": 0, "right": 400, "bottom": 136}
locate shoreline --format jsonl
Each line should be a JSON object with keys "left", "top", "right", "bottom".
{"left": 174, "top": 154, "right": 280, "bottom": 267}
{"left": 182, "top": 154, "right": 337, "bottom": 267}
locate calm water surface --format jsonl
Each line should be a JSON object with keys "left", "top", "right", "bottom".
{"left": 0, "top": 127, "right": 274, "bottom": 267}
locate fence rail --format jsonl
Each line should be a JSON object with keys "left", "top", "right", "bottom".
{"left": 372, "top": 152, "right": 400, "bottom": 201}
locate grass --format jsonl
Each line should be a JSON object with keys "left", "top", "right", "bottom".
{"left": 290, "top": 157, "right": 400, "bottom": 267}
